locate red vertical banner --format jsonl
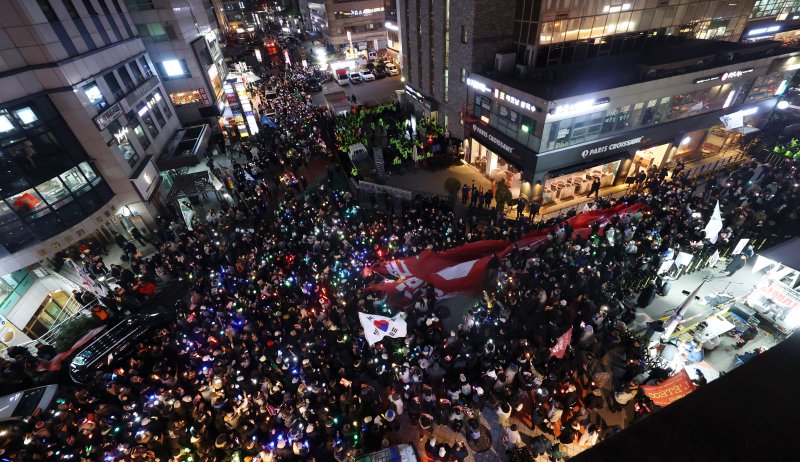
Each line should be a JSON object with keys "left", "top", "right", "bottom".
{"left": 641, "top": 369, "right": 697, "bottom": 407}
{"left": 549, "top": 327, "right": 573, "bottom": 359}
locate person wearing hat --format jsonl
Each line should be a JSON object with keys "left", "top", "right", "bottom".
{"left": 418, "top": 412, "right": 434, "bottom": 442}
{"left": 611, "top": 381, "right": 639, "bottom": 412}
{"left": 495, "top": 401, "right": 512, "bottom": 428}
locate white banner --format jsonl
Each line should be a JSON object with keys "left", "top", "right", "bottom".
{"left": 358, "top": 312, "right": 407, "bottom": 345}
{"left": 703, "top": 201, "right": 723, "bottom": 244}
{"left": 67, "top": 260, "right": 108, "bottom": 298}
{"left": 178, "top": 198, "right": 195, "bottom": 231}
{"left": 732, "top": 238, "right": 750, "bottom": 256}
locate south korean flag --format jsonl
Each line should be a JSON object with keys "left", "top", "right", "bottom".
{"left": 358, "top": 312, "right": 408, "bottom": 346}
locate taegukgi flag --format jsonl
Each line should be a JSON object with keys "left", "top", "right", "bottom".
{"left": 358, "top": 312, "right": 407, "bottom": 345}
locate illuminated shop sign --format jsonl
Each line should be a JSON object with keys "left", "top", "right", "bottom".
{"left": 747, "top": 25, "right": 780, "bottom": 36}
{"left": 334, "top": 7, "right": 384, "bottom": 19}
{"left": 94, "top": 102, "right": 123, "bottom": 130}
{"left": 694, "top": 68, "right": 754, "bottom": 84}
{"left": 472, "top": 123, "right": 514, "bottom": 155}
{"left": 580, "top": 136, "right": 643, "bottom": 159}
{"left": 466, "top": 78, "right": 490, "bottom": 93}
{"left": 467, "top": 78, "right": 542, "bottom": 112}
{"left": 549, "top": 97, "right": 610, "bottom": 115}
{"left": 694, "top": 75, "right": 721, "bottom": 84}
{"left": 721, "top": 68, "right": 754, "bottom": 81}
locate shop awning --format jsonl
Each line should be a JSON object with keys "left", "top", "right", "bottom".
{"left": 547, "top": 151, "right": 628, "bottom": 178}
{"left": 158, "top": 125, "right": 211, "bottom": 171}
{"left": 733, "top": 125, "right": 759, "bottom": 135}
{"left": 758, "top": 238, "right": 800, "bottom": 271}
{"left": 166, "top": 171, "right": 215, "bottom": 201}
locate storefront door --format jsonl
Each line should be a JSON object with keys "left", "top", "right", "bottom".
{"left": 633, "top": 143, "right": 671, "bottom": 172}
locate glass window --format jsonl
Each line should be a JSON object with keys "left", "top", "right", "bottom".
{"left": 117, "top": 66, "right": 134, "bottom": 90}
{"left": 136, "top": 101, "right": 159, "bottom": 137}
{"left": 36, "top": 0, "right": 58, "bottom": 22}
{"left": 0, "top": 111, "right": 15, "bottom": 134}
{"left": 0, "top": 200, "right": 37, "bottom": 253}
{"left": 4, "top": 131, "right": 74, "bottom": 185}
{"left": 128, "top": 61, "right": 144, "bottom": 83}
{"left": 55, "top": 199, "right": 85, "bottom": 228}
{"left": 127, "top": 112, "right": 150, "bottom": 149}
{"left": 162, "top": 59, "right": 185, "bottom": 77}
{"left": 60, "top": 166, "right": 88, "bottom": 191}
{"left": 13, "top": 107, "right": 38, "bottom": 127}
{"left": 34, "top": 176, "right": 71, "bottom": 205}
{"left": 27, "top": 210, "right": 62, "bottom": 240}
{"left": 154, "top": 90, "right": 172, "bottom": 119}
{"left": 7, "top": 189, "right": 48, "bottom": 216}
{"left": 78, "top": 162, "right": 98, "bottom": 184}
{"left": 83, "top": 83, "right": 107, "bottom": 111}
{"left": 0, "top": 148, "right": 30, "bottom": 197}
{"left": 82, "top": 0, "right": 98, "bottom": 15}
{"left": 104, "top": 72, "right": 123, "bottom": 100}
{"left": 139, "top": 57, "right": 153, "bottom": 77}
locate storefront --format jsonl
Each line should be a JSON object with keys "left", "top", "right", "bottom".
{"left": 465, "top": 122, "right": 534, "bottom": 198}
{"left": 746, "top": 238, "right": 800, "bottom": 333}
{"left": 404, "top": 84, "right": 438, "bottom": 121}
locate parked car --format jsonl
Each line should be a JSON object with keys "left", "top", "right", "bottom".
{"left": 348, "top": 72, "right": 362, "bottom": 84}
{"left": 384, "top": 63, "right": 400, "bottom": 76}
{"left": 359, "top": 69, "right": 376, "bottom": 82}
{"left": 69, "top": 309, "right": 173, "bottom": 384}
{"left": 0, "top": 385, "right": 59, "bottom": 423}
{"left": 373, "top": 68, "right": 386, "bottom": 79}
{"left": 306, "top": 78, "right": 323, "bottom": 92}
{"left": 313, "top": 69, "right": 332, "bottom": 83}
{"left": 335, "top": 69, "right": 350, "bottom": 86}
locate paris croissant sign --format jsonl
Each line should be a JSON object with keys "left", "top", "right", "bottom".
{"left": 580, "top": 136, "right": 643, "bottom": 159}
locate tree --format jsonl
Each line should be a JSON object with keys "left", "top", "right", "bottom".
{"left": 495, "top": 182, "right": 513, "bottom": 213}
{"left": 444, "top": 177, "right": 461, "bottom": 196}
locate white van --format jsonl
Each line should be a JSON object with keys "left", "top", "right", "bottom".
{"left": 384, "top": 63, "right": 400, "bottom": 76}
{"left": 348, "top": 143, "right": 369, "bottom": 162}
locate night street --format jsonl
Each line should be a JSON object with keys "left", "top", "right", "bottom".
{"left": 1, "top": 1, "right": 800, "bottom": 462}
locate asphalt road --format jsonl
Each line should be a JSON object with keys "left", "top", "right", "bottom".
{"left": 311, "top": 75, "right": 404, "bottom": 107}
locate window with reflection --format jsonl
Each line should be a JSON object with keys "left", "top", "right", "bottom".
{"left": 7, "top": 188, "right": 47, "bottom": 216}
{"left": 136, "top": 101, "right": 160, "bottom": 137}
{"left": 0, "top": 200, "right": 36, "bottom": 253}
{"left": 0, "top": 99, "right": 114, "bottom": 254}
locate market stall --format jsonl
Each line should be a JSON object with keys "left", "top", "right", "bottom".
{"left": 745, "top": 238, "right": 800, "bottom": 334}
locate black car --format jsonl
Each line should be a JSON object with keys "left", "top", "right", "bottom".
{"left": 373, "top": 68, "right": 386, "bottom": 79}
{"left": 69, "top": 309, "right": 173, "bottom": 384}
{"left": 307, "top": 78, "right": 323, "bottom": 92}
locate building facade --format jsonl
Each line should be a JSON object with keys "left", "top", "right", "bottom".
{"left": 396, "top": 0, "right": 800, "bottom": 143}
{"left": 322, "top": 0, "right": 388, "bottom": 54}
{"left": 516, "top": 0, "right": 757, "bottom": 68}
{"left": 0, "top": 0, "right": 180, "bottom": 346}
{"left": 384, "top": 0, "right": 401, "bottom": 62}
{"left": 741, "top": 0, "right": 800, "bottom": 43}
{"left": 299, "top": 0, "right": 328, "bottom": 33}
{"left": 398, "top": 0, "right": 517, "bottom": 136}
{"left": 124, "top": 0, "right": 229, "bottom": 125}
{"left": 462, "top": 40, "right": 798, "bottom": 199}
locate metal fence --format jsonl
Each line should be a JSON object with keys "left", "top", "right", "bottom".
{"left": 682, "top": 150, "right": 748, "bottom": 179}
{"left": 0, "top": 293, "right": 97, "bottom": 360}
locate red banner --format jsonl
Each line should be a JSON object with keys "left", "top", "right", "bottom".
{"left": 366, "top": 203, "right": 645, "bottom": 305}
{"left": 549, "top": 327, "right": 573, "bottom": 359}
{"left": 641, "top": 369, "right": 697, "bottom": 407}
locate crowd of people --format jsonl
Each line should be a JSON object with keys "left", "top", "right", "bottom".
{"left": 1, "top": 26, "right": 799, "bottom": 462}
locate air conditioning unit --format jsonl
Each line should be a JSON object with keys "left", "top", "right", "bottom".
{"left": 515, "top": 64, "right": 529, "bottom": 78}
